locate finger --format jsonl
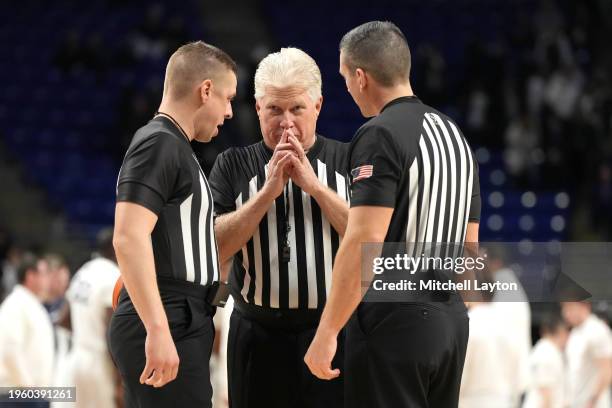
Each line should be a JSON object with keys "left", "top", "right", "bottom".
{"left": 277, "top": 154, "right": 294, "bottom": 172}
{"left": 139, "top": 361, "right": 154, "bottom": 384}
{"left": 274, "top": 143, "right": 297, "bottom": 153}
{"left": 287, "top": 136, "right": 305, "bottom": 158}
{"left": 145, "top": 368, "right": 163, "bottom": 387}
{"left": 170, "top": 364, "right": 179, "bottom": 382}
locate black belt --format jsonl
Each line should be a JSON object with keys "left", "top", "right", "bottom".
{"left": 233, "top": 300, "right": 323, "bottom": 331}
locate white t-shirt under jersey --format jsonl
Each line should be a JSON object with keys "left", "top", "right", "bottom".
{"left": 66, "top": 257, "right": 120, "bottom": 352}
{"left": 522, "top": 338, "right": 566, "bottom": 408}
{"left": 566, "top": 315, "right": 612, "bottom": 408}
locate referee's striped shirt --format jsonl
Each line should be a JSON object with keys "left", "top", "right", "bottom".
{"left": 209, "top": 135, "right": 348, "bottom": 309}
{"left": 348, "top": 96, "right": 481, "bottom": 257}
{"left": 116, "top": 116, "right": 219, "bottom": 286}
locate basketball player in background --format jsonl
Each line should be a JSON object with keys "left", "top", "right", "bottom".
{"left": 67, "top": 228, "right": 122, "bottom": 408}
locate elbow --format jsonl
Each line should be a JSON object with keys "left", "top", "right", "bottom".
{"left": 113, "top": 230, "right": 135, "bottom": 256}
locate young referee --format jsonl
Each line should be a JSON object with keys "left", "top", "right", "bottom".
{"left": 305, "top": 22, "right": 481, "bottom": 408}
{"left": 109, "top": 41, "right": 237, "bottom": 407}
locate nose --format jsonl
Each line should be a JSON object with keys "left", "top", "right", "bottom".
{"left": 279, "top": 112, "right": 295, "bottom": 130}
{"left": 225, "top": 101, "right": 233, "bottom": 119}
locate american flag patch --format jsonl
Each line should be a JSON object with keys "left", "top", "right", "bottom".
{"left": 351, "top": 164, "right": 373, "bottom": 182}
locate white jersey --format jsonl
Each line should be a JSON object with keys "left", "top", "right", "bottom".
{"left": 0, "top": 285, "right": 55, "bottom": 386}
{"left": 492, "top": 268, "right": 532, "bottom": 402}
{"left": 460, "top": 303, "right": 516, "bottom": 408}
{"left": 522, "top": 338, "right": 566, "bottom": 408}
{"left": 566, "top": 315, "right": 612, "bottom": 408}
{"left": 66, "top": 257, "right": 120, "bottom": 352}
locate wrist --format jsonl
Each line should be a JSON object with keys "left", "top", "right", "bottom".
{"left": 144, "top": 319, "right": 169, "bottom": 334}
{"left": 309, "top": 181, "right": 325, "bottom": 199}
{"left": 260, "top": 183, "right": 280, "bottom": 202}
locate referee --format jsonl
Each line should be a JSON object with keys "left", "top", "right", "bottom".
{"left": 209, "top": 47, "right": 348, "bottom": 407}
{"left": 109, "top": 41, "right": 237, "bottom": 407}
{"left": 305, "top": 22, "right": 481, "bottom": 408}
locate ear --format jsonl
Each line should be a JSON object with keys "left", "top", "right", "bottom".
{"left": 356, "top": 68, "right": 367, "bottom": 92}
{"left": 255, "top": 99, "right": 262, "bottom": 118}
{"left": 314, "top": 95, "right": 323, "bottom": 117}
{"left": 199, "top": 79, "right": 214, "bottom": 104}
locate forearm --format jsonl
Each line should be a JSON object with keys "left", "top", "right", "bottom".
{"left": 317, "top": 234, "right": 363, "bottom": 336}
{"left": 5, "top": 347, "right": 33, "bottom": 386}
{"left": 311, "top": 184, "right": 348, "bottom": 236}
{"left": 215, "top": 186, "right": 276, "bottom": 262}
{"left": 592, "top": 359, "right": 612, "bottom": 403}
{"left": 114, "top": 232, "right": 167, "bottom": 332}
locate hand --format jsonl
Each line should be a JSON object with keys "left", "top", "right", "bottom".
{"left": 286, "top": 132, "right": 320, "bottom": 196}
{"left": 304, "top": 329, "right": 340, "bottom": 380}
{"left": 140, "top": 325, "right": 180, "bottom": 388}
{"left": 263, "top": 131, "right": 296, "bottom": 198}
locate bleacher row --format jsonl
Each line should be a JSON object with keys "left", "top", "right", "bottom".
{"left": 1, "top": 0, "right": 568, "bottom": 244}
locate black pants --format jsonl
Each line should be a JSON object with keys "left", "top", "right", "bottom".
{"left": 227, "top": 303, "right": 344, "bottom": 408}
{"left": 345, "top": 296, "right": 469, "bottom": 408}
{"left": 108, "top": 278, "right": 215, "bottom": 408}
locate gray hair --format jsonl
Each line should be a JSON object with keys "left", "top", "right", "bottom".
{"left": 340, "top": 21, "right": 411, "bottom": 87}
{"left": 254, "top": 47, "right": 322, "bottom": 101}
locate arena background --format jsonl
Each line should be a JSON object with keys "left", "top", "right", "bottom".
{"left": 0, "top": 0, "right": 611, "bottom": 406}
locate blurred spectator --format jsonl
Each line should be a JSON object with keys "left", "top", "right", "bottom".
{"left": 523, "top": 312, "right": 569, "bottom": 408}
{"left": 0, "top": 253, "right": 54, "bottom": 400}
{"left": 459, "top": 287, "right": 510, "bottom": 408}
{"left": 486, "top": 246, "right": 532, "bottom": 405}
{"left": 1, "top": 244, "right": 23, "bottom": 301}
{"left": 562, "top": 301, "right": 612, "bottom": 408}
{"left": 43, "top": 253, "right": 71, "bottom": 325}
{"left": 65, "top": 227, "right": 121, "bottom": 408}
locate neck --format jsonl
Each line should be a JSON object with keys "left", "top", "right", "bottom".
{"left": 371, "top": 82, "right": 414, "bottom": 115}
{"left": 157, "top": 99, "right": 195, "bottom": 141}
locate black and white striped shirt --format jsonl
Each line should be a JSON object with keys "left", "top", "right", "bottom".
{"left": 116, "top": 116, "right": 219, "bottom": 286}
{"left": 349, "top": 96, "right": 481, "bottom": 254}
{"left": 209, "top": 135, "right": 348, "bottom": 309}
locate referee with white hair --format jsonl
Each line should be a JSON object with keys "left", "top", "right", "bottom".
{"left": 209, "top": 47, "right": 348, "bottom": 407}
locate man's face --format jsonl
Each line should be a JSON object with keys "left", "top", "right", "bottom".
{"left": 561, "top": 302, "right": 589, "bottom": 327}
{"left": 256, "top": 86, "right": 321, "bottom": 150}
{"left": 339, "top": 51, "right": 371, "bottom": 118}
{"left": 49, "top": 265, "right": 70, "bottom": 300}
{"left": 194, "top": 70, "right": 237, "bottom": 143}
{"left": 32, "top": 259, "right": 52, "bottom": 301}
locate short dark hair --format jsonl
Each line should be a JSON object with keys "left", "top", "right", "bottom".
{"left": 96, "top": 227, "right": 115, "bottom": 260}
{"left": 340, "top": 21, "right": 411, "bottom": 87}
{"left": 164, "top": 41, "right": 238, "bottom": 99}
{"left": 17, "top": 252, "right": 39, "bottom": 284}
{"left": 541, "top": 312, "right": 567, "bottom": 336}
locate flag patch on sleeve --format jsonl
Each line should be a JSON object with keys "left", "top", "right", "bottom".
{"left": 351, "top": 164, "right": 374, "bottom": 182}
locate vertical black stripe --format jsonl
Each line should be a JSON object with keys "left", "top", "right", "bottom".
{"left": 278, "top": 184, "right": 290, "bottom": 309}
{"left": 244, "top": 183, "right": 256, "bottom": 303}
{"left": 293, "top": 182, "right": 308, "bottom": 309}
{"left": 414, "top": 146, "right": 425, "bottom": 258}
{"left": 203, "top": 176, "right": 215, "bottom": 285}
{"left": 257, "top": 177, "right": 271, "bottom": 307}
{"left": 191, "top": 178, "right": 202, "bottom": 284}
{"left": 328, "top": 169, "right": 340, "bottom": 259}
{"left": 275, "top": 193, "right": 287, "bottom": 308}
{"left": 311, "top": 193, "right": 326, "bottom": 307}
{"left": 165, "top": 206, "right": 187, "bottom": 280}
{"left": 447, "top": 121, "right": 463, "bottom": 245}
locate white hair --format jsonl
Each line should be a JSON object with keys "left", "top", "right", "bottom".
{"left": 254, "top": 47, "right": 322, "bottom": 101}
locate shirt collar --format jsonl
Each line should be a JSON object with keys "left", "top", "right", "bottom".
{"left": 381, "top": 95, "right": 421, "bottom": 113}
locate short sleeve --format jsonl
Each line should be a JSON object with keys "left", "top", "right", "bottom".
{"left": 209, "top": 150, "right": 237, "bottom": 216}
{"left": 348, "top": 126, "right": 402, "bottom": 208}
{"left": 116, "top": 133, "right": 181, "bottom": 215}
{"left": 469, "top": 159, "right": 481, "bottom": 222}
{"left": 590, "top": 323, "right": 612, "bottom": 359}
